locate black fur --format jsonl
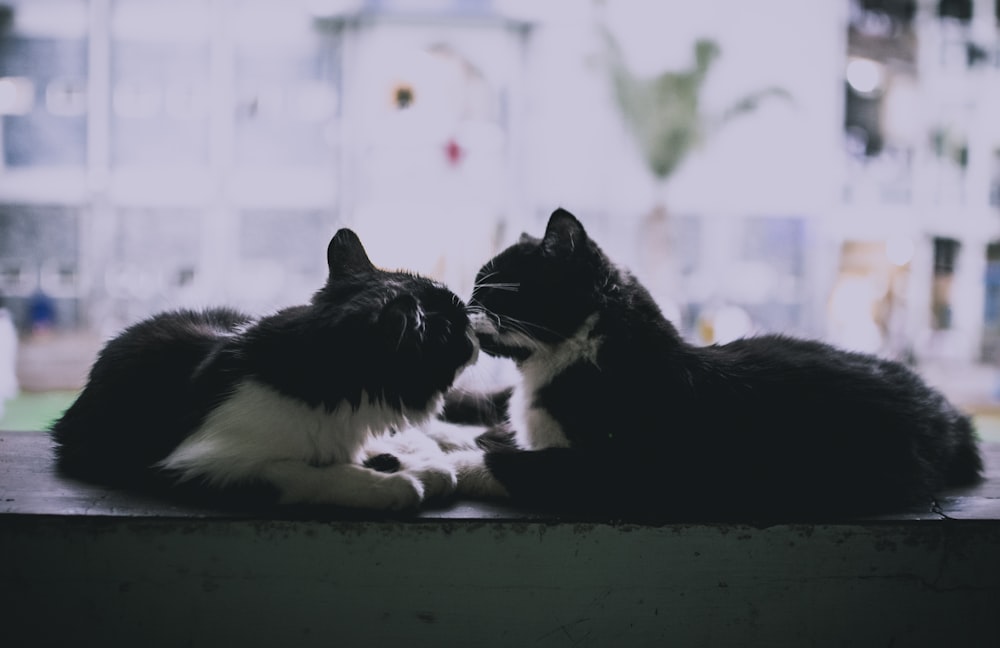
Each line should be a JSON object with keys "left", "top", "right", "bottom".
{"left": 441, "top": 387, "right": 512, "bottom": 426}
{"left": 50, "top": 228, "right": 475, "bottom": 495}
{"left": 465, "top": 208, "right": 984, "bottom": 519}
{"left": 363, "top": 453, "right": 402, "bottom": 473}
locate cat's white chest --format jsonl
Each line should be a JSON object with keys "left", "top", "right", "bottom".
{"left": 509, "top": 313, "right": 602, "bottom": 450}
{"left": 508, "top": 383, "right": 570, "bottom": 450}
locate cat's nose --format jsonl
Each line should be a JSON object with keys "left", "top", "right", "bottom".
{"left": 468, "top": 311, "right": 498, "bottom": 336}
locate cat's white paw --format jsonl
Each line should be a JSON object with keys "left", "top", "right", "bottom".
{"left": 409, "top": 462, "right": 458, "bottom": 500}
{"left": 371, "top": 472, "right": 425, "bottom": 511}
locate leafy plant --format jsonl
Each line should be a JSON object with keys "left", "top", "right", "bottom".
{"left": 602, "top": 28, "right": 792, "bottom": 183}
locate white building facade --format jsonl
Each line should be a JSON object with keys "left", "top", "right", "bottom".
{"left": 0, "top": 0, "right": 998, "bottom": 392}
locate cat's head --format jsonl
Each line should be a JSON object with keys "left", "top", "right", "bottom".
{"left": 312, "top": 228, "right": 478, "bottom": 412}
{"left": 468, "top": 208, "right": 614, "bottom": 361}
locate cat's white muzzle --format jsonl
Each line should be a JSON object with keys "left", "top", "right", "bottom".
{"left": 469, "top": 311, "right": 499, "bottom": 337}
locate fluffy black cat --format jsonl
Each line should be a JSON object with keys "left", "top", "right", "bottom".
{"left": 51, "top": 229, "right": 478, "bottom": 511}
{"left": 451, "top": 208, "right": 983, "bottom": 519}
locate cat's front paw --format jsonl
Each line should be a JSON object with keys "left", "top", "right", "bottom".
{"left": 373, "top": 472, "right": 425, "bottom": 511}
{"left": 408, "top": 462, "right": 458, "bottom": 501}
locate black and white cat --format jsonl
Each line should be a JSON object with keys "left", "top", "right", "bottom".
{"left": 51, "top": 228, "right": 479, "bottom": 511}
{"left": 452, "top": 208, "right": 984, "bottom": 519}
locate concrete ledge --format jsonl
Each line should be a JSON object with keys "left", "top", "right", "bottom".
{"left": 2, "top": 432, "right": 999, "bottom": 647}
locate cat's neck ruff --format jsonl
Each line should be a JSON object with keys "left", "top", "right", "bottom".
{"left": 510, "top": 312, "right": 602, "bottom": 450}
{"left": 518, "top": 312, "right": 601, "bottom": 383}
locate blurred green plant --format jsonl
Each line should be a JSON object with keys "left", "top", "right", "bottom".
{"left": 602, "top": 28, "right": 792, "bottom": 183}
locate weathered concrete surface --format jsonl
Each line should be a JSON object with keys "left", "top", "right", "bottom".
{"left": 1, "top": 516, "right": 998, "bottom": 647}
{"left": 2, "top": 434, "right": 1000, "bottom": 646}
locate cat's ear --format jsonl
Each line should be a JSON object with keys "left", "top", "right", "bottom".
{"left": 379, "top": 294, "right": 424, "bottom": 348}
{"left": 327, "top": 229, "right": 375, "bottom": 278}
{"left": 519, "top": 232, "right": 541, "bottom": 245}
{"left": 541, "top": 208, "right": 587, "bottom": 256}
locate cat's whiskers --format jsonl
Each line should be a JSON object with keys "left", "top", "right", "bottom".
{"left": 467, "top": 298, "right": 564, "bottom": 342}
{"left": 464, "top": 303, "right": 488, "bottom": 318}
{"left": 500, "top": 313, "right": 565, "bottom": 342}
{"left": 472, "top": 270, "right": 499, "bottom": 297}
{"left": 466, "top": 294, "right": 567, "bottom": 356}
{"left": 471, "top": 272, "right": 520, "bottom": 300}
{"left": 474, "top": 282, "right": 520, "bottom": 293}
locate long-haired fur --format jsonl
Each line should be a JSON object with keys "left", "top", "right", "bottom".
{"left": 455, "top": 208, "right": 983, "bottom": 519}
{"left": 52, "top": 229, "right": 478, "bottom": 511}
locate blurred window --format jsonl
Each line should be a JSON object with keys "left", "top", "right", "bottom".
{"left": 0, "top": 36, "right": 87, "bottom": 167}
{"left": 111, "top": 40, "right": 211, "bottom": 167}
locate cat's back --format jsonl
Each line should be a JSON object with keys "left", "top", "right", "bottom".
{"left": 703, "top": 333, "right": 980, "bottom": 491}
{"left": 103, "top": 307, "right": 250, "bottom": 355}
{"left": 709, "top": 334, "right": 929, "bottom": 397}
{"left": 75, "top": 308, "right": 250, "bottom": 393}
{"left": 51, "top": 307, "right": 253, "bottom": 485}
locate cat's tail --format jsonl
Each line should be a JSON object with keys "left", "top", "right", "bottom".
{"left": 943, "top": 414, "right": 984, "bottom": 488}
{"left": 51, "top": 423, "right": 154, "bottom": 489}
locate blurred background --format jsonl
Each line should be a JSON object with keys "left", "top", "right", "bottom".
{"left": 1, "top": 0, "right": 1000, "bottom": 437}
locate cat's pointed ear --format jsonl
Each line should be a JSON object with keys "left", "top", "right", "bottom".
{"left": 379, "top": 294, "right": 424, "bottom": 348}
{"left": 327, "top": 229, "right": 375, "bottom": 278}
{"left": 541, "top": 208, "right": 587, "bottom": 256}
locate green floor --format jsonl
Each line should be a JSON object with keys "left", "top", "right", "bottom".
{"left": 974, "top": 414, "right": 1000, "bottom": 443}
{"left": 3, "top": 390, "right": 1000, "bottom": 441}
{"left": 0, "top": 391, "right": 78, "bottom": 432}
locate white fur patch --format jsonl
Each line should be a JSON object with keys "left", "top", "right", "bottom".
{"left": 469, "top": 311, "right": 494, "bottom": 334}
{"left": 412, "top": 416, "right": 484, "bottom": 453}
{"left": 158, "top": 379, "right": 425, "bottom": 488}
{"left": 362, "top": 425, "right": 460, "bottom": 499}
{"left": 507, "top": 312, "right": 602, "bottom": 450}
{"left": 261, "top": 461, "right": 426, "bottom": 509}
